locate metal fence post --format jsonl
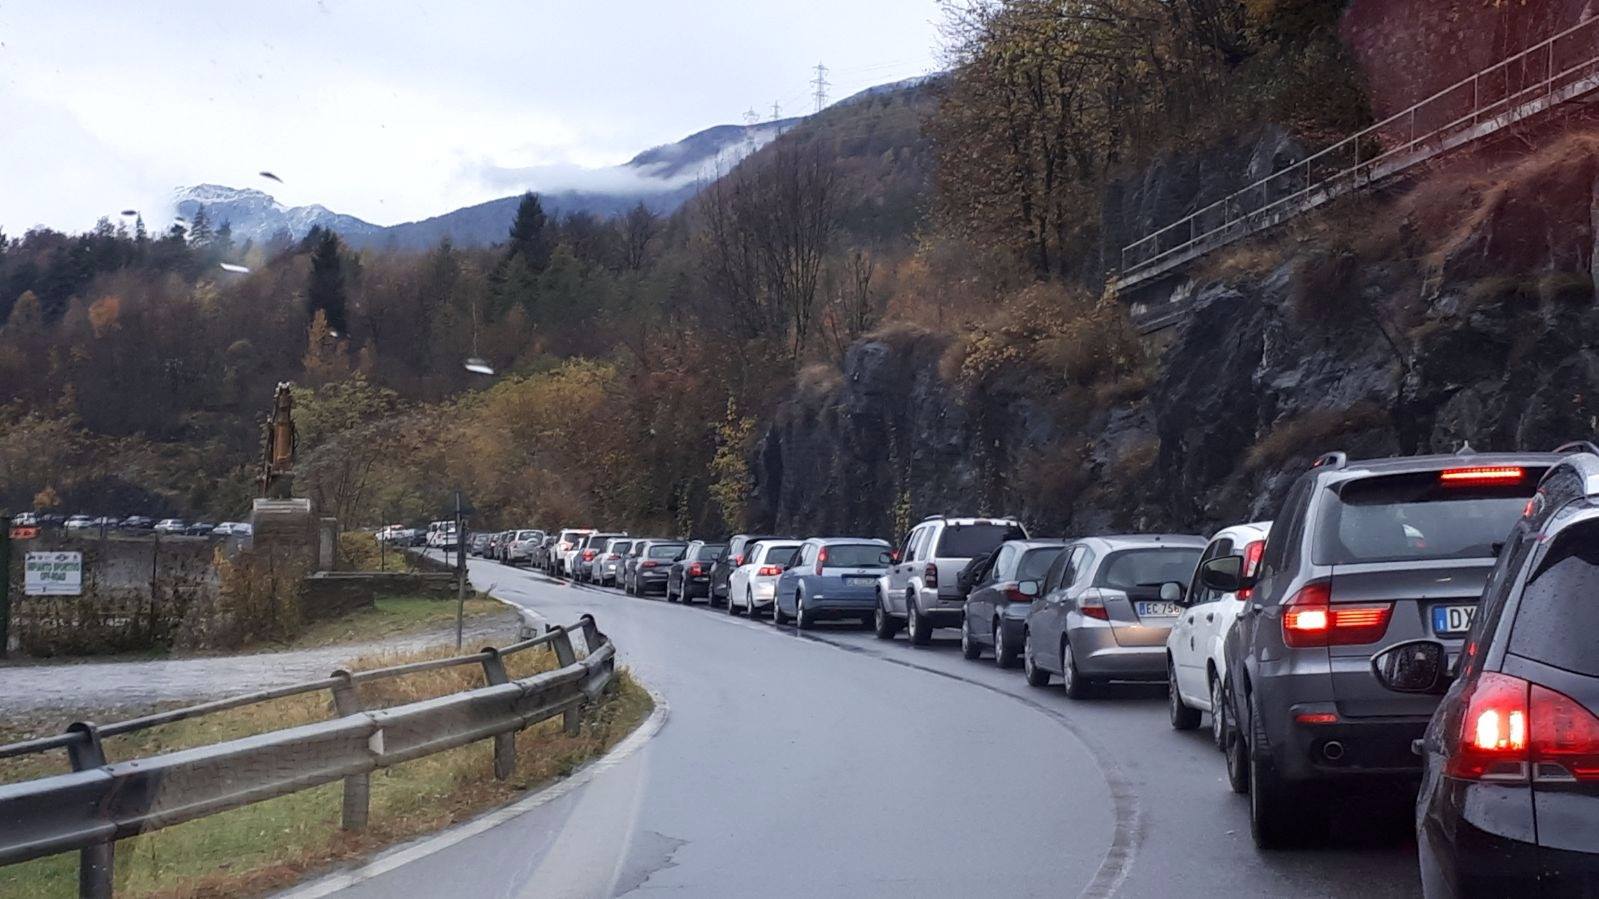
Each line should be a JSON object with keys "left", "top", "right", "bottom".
{"left": 329, "top": 670, "right": 370, "bottom": 831}
{"left": 479, "top": 648, "right": 516, "bottom": 780}
{"left": 550, "top": 628, "right": 581, "bottom": 736}
{"left": 0, "top": 513, "right": 10, "bottom": 660}
{"left": 65, "top": 722, "right": 113, "bottom": 899}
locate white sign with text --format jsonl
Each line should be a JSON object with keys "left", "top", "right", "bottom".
{"left": 24, "top": 551, "right": 83, "bottom": 596}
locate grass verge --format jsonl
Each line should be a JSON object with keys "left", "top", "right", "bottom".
{"left": 0, "top": 642, "right": 653, "bottom": 899}
{"left": 270, "top": 594, "right": 505, "bottom": 651}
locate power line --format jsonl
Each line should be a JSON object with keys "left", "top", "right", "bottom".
{"left": 811, "top": 62, "right": 830, "bottom": 113}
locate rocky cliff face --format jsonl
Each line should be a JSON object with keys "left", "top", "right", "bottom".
{"left": 751, "top": 127, "right": 1599, "bottom": 541}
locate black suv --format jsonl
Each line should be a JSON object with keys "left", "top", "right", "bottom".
{"left": 1206, "top": 448, "right": 1562, "bottom": 848}
{"left": 1372, "top": 446, "right": 1599, "bottom": 896}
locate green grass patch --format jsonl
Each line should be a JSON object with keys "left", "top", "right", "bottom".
{"left": 273, "top": 594, "right": 504, "bottom": 651}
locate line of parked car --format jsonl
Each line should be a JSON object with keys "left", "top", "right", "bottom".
{"left": 11, "top": 512, "right": 251, "bottom": 537}
{"left": 467, "top": 442, "right": 1599, "bottom": 896}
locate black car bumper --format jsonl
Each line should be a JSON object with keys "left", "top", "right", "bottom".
{"left": 1271, "top": 703, "right": 1430, "bottom": 781}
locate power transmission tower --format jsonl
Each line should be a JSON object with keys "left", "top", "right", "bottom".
{"left": 811, "top": 62, "right": 830, "bottom": 113}
{"left": 742, "top": 107, "right": 760, "bottom": 126}
{"left": 771, "top": 101, "right": 782, "bottom": 122}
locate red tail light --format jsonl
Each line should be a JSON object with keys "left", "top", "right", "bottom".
{"left": 815, "top": 546, "right": 828, "bottom": 577}
{"left": 1440, "top": 466, "right": 1524, "bottom": 487}
{"left": 1003, "top": 582, "right": 1033, "bottom": 603}
{"left": 757, "top": 565, "right": 783, "bottom": 576}
{"left": 1280, "top": 580, "right": 1392, "bottom": 647}
{"left": 1079, "top": 590, "right": 1109, "bottom": 620}
{"left": 924, "top": 563, "right": 938, "bottom": 589}
{"left": 1447, "top": 672, "right": 1599, "bottom": 783}
{"left": 688, "top": 562, "right": 703, "bottom": 576}
{"left": 1238, "top": 539, "right": 1267, "bottom": 601}
{"left": 641, "top": 560, "right": 658, "bottom": 569}
{"left": 732, "top": 554, "right": 744, "bottom": 566}
{"left": 582, "top": 549, "right": 596, "bottom": 561}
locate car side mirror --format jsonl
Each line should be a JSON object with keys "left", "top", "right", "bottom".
{"left": 1371, "top": 640, "right": 1452, "bottom": 694}
{"left": 878, "top": 551, "right": 893, "bottom": 567}
{"left": 1199, "top": 555, "right": 1251, "bottom": 594}
{"left": 1160, "top": 581, "right": 1184, "bottom": 603}
{"left": 1017, "top": 579, "right": 1040, "bottom": 597}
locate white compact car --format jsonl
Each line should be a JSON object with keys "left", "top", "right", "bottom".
{"left": 154, "top": 518, "right": 187, "bottom": 535}
{"left": 1166, "top": 520, "right": 1271, "bottom": 748}
{"left": 727, "top": 540, "right": 802, "bottom": 616}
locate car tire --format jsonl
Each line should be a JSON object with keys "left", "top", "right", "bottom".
{"left": 1169, "top": 659, "right": 1202, "bottom": 730}
{"left": 773, "top": 595, "right": 789, "bottom": 625}
{"left": 1210, "top": 674, "right": 1229, "bottom": 751}
{"left": 746, "top": 587, "right": 758, "bottom": 617}
{"left": 873, "top": 594, "right": 898, "bottom": 640}
{"left": 993, "top": 620, "right": 1018, "bottom": 669}
{"left": 960, "top": 617, "right": 982, "bottom": 660}
{"left": 1225, "top": 679, "right": 1250, "bottom": 794}
{"left": 796, "top": 596, "right": 814, "bottom": 630}
{"left": 1061, "top": 638, "right": 1093, "bottom": 700}
{"left": 727, "top": 590, "right": 741, "bottom": 615}
{"left": 1023, "top": 630, "right": 1051, "bottom": 687}
{"left": 907, "top": 594, "right": 932, "bottom": 646}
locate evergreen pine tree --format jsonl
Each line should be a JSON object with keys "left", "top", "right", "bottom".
{"left": 307, "top": 228, "right": 349, "bottom": 335}
{"left": 507, "top": 192, "right": 552, "bottom": 272}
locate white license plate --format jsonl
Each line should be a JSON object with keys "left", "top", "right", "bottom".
{"left": 845, "top": 576, "right": 877, "bottom": 586}
{"left": 1136, "top": 601, "right": 1183, "bottom": 618}
{"left": 1432, "top": 604, "right": 1475, "bottom": 635}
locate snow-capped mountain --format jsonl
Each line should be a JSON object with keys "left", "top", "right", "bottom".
{"left": 172, "top": 184, "right": 384, "bottom": 245}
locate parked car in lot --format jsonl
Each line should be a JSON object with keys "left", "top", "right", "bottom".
{"left": 625, "top": 539, "right": 687, "bottom": 595}
{"left": 1368, "top": 448, "right": 1599, "bottom": 897}
{"left": 13, "top": 512, "right": 39, "bottom": 527}
{"left": 665, "top": 540, "right": 726, "bottom": 604}
{"left": 709, "top": 534, "right": 781, "bottom": 608}
{"left": 772, "top": 538, "right": 892, "bottom": 628}
{"left": 120, "top": 515, "right": 154, "bottom": 530}
{"left": 594, "top": 538, "right": 634, "bottom": 586}
{"left": 1022, "top": 534, "right": 1205, "bottom": 698}
{"left": 961, "top": 539, "right": 1069, "bottom": 666}
{"left": 504, "top": 529, "right": 545, "bottom": 566}
{"left": 532, "top": 534, "right": 557, "bottom": 570}
{"left": 553, "top": 528, "right": 595, "bottom": 576}
{"left": 467, "top": 532, "right": 490, "bottom": 556}
{"left": 877, "top": 516, "right": 1029, "bottom": 645}
{"left": 1210, "top": 448, "right": 1561, "bottom": 849}
{"left": 1167, "top": 521, "right": 1271, "bottom": 747}
{"left": 212, "top": 522, "right": 244, "bottom": 536}
{"left": 727, "top": 539, "right": 803, "bottom": 615}
{"left": 185, "top": 521, "right": 216, "bottom": 536}
{"left": 576, "top": 532, "right": 627, "bottom": 582}
{"left": 154, "top": 518, "right": 187, "bottom": 535}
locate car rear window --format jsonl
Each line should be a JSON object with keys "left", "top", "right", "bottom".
{"left": 1313, "top": 470, "right": 1542, "bottom": 565}
{"left": 648, "top": 544, "right": 686, "bottom": 559}
{"left": 760, "top": 544, "right": 800, "bottom": 563}
{"left": 936, "top": 523, "right": 1025, "bottom": 558}
{"left": 1019, "top": 546, "right": 1067, "bottom": 581}
{"left": 516, "top": 530, "right": 538, "bottom": 539}
{"left": 1509, "top": 520, "right": 1599, "bottom": 677}
{"left": 823, "top": 544, "right": 889, "bottom": 567}
{"left": 610, "top": 541, "right": 633, "bottom": 553}
{"left": 1096, "top": 548, "right": 1203, "bottom": 591}
{"left": 694, "top": 544, "right": 727, "bottom": 560}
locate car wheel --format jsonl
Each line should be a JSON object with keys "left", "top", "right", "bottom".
{"left": 773, "top": 594, "right": 789, "bottom": 625}
{"left": 796, "top": 595, "right": 814, "bottom": 630}
{"left": 727, "top": 589, "right": 741, "bottom": 615}
{"left": 1225, "top": 680, "right": 1250, "bottom": 794}
{"left": 960, "top": 616, "right": 982, "bottom": 660}
{"left": 1023, "top": 630, "right": 1051, "bottom": 687}
{"left": 1061, "top": 638, "right": 1093, "bottom": 700}
{"left": 907, "top": 594, "right": 932, "bottom": 646}
{"left": 993, "top": 620, "right": 1018, "bottom": 669}
{"left": 873, "top": 593, "right": 898, "bottom": 640}
{"left": 1169, "top": 659, "right": 1202, "bottom": 730}
{"left": 746, "top": 587, "right": 758, "bottom": 617}
{"left": 1210, "top": 674, "right": 1229, "bottom": 751}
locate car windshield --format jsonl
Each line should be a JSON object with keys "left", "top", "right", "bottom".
{"left": 1315, "top": 472, "right": 1541, "bottom": 565}
{"left": 823, "top": 544, "right": 889, "bottom": 567}
{"left": 1097, "top": 548, "right": 1204, "bottom": 590}
{"left": 936, "top": 523, "right": 1024, "bottom": 558}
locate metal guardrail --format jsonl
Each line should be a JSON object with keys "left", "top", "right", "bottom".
{"left": 1117, "top": 15, "right": 1599, "bottom": 293}
{"left": 0, "top": 615, "right": 616, "bottom": 898}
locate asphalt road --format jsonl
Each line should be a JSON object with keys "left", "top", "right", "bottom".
{"left": 321, "top": 557, "right": 1423, "bottom": 898}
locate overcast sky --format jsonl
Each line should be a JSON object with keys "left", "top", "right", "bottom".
{"left": 0, "top": 0, "right": 943, "bottom": 234}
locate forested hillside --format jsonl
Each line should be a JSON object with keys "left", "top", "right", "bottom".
{"left": 5, "top": 0, "right": 1596, "bottom": 541}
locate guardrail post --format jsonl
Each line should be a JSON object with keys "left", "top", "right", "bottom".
{"left": 329, "top": 670, "right": 370, "bottom": 831}
{"left": 65, "top": 722, "right": 113, "bottom": 899}
{"left": 550, "top": 628, "right": 582, "bottom": 736}
{"left": 479, "top": 648, "right": 516, "bottom": 780}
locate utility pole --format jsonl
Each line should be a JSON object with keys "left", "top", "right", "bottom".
{"left": 0, "top": 513, "right": 10, "bottom": 660}
{"left": 771, "top": 101, "right": 782, "bottom": 122}
{"left": 453, "top": 490, "right": 469, "bottom": 651}
{"left": 811, "top": 62, "right": 830, "bottom": 113}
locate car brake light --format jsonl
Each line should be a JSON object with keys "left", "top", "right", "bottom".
{"left": 732, "top": 554, "right": 744, "bottom": 566}
{"left": 1280, "top": 580, "right": 1392, "bottom": 647}
{"left": 1004, "top": 582, "right": 1033, "bottom": 603}
{"left": 1079, "top": 590, "right": 1109, "bottom": 620}
{"left": 1446, "top": 673, "right": 1599, "bottom": 783}
{"left": 582, "top": 549, "right": 596, "bottom": 561}
{"left": 688, "top": 562, "right": 703, "bottom": 576}
{"left": 924, "top": 563, "right": 938, "bottom": 589}
{"left": 1296, "top": 712, "right": 1339, "bottom": 725}
{"left": 1440, "top": 466, "right": 1524, "bottom": 486}
{"left": 1238, "top": 539, "right": 1266, "bottom": 601}
{"left": 1532, "top": 683, "right": 1599, "bottom": 782}
{"left": 816, "top": 546, "right": 828, "bottom": 576}
{"left": 641, "top": 560, "right": 658, "bottom": 569}
{"left": 758, "top": 565, "right": 783, "bottom": 576}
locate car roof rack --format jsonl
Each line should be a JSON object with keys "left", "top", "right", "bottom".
{"left": 1554, "top": 441, "right": 1599, "bottom": 457}
{"left": 1311, "top": 451, "right": 1348, "bottom": 470}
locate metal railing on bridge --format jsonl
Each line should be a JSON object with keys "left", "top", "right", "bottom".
{"left": 1117, "top": 15, "right": 1599, "bottom": 293}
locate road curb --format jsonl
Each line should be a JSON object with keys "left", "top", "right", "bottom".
{"left": 276, "top": 652, "right": 668, "bottom": 897}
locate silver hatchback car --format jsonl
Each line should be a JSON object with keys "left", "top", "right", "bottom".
{"left": 1021, "top": 535, "right": 1206, "bottom": 698}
